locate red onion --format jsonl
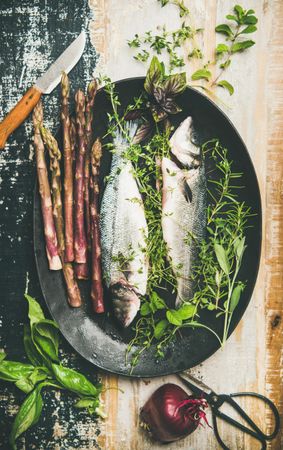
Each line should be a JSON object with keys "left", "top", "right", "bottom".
{"left": 140, "top": 383, "right": 209, "bottom": 443}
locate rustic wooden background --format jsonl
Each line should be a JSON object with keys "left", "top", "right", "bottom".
{"left": 0, "top": 0, "right": 282, "bottom": 449}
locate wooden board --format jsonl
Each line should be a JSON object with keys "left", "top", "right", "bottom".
{"left": 0, "top": 0, "right": 282, "bottom": 449}
{"left": 90, "top": 0, "right": 283, "bottom": 448}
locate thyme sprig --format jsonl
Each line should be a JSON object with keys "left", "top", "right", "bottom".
{"left": 128, "top": 22, "right": 202, "bottom": 72}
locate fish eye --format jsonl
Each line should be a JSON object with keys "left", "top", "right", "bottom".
{"left": 190, "top": 129, "right": 199, "bottom": 146}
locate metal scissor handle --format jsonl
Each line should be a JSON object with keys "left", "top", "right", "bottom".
{"left": 210, "top": 392, "right": 280, "bottom": 450}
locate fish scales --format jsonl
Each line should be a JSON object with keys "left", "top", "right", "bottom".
{"left": 100, "top": 123, "right": 148, "bottom": 327}
{"left": 162, "top": 117, "right": 206, "bottom": 306}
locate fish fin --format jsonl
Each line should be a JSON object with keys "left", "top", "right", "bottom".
{"left": 113, "top": 121, "right": 138, "bottom": 153}
{"left": 181, "top": 178, "right": 193, "bottom": 203}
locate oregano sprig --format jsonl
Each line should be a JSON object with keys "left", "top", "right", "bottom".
{"left": 191, "top": 5, "right": 258, "bottom": 95}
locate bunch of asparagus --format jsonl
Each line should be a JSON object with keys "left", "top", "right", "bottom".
{"left": 33, "top": 73, "right": 104, "bottom": 313}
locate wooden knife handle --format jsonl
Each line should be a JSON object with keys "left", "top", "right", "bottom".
{"left": 0, "top": 86, "right": 42, "bottom": 149}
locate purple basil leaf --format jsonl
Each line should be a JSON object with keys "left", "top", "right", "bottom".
{"left": 133, "top": 121, "right": 154, "bottom": 144}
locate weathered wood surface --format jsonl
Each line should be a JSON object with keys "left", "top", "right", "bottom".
{"left": 91, "top": 0, "right": 283, "bottom": 449}
{"left": 0, "top": 0, "right": 282, "bottom": 449}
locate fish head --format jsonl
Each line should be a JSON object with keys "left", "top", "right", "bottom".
{"left": 170, "top": 117, "right": 201, "bottom": 168}
{"left": 110, "top": 280, "right": 141, "bottom": 327}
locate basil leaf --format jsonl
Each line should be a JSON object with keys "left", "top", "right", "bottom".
{"left": 74, "top": 397, "right": 99, "bottom": 409}
{"left": 32, "top": 329, "right": 59, "bottom": 363}
{"left": 15, "top": 377, "right": 35, "bottom": 394}
{"left": 52, "top": 364, "right": 98, "bottom": 397}
{"left": 177, "top": 304, "right": 195, "bottom": 320}
{"left": 0, "top": 361, "right": 34, "bottom": 382}
{"left": 191, "top": 69, "right": 212, "bottom": 81}
{"left": 133, "top": 121, "right": 153, "bottom": 144}
{"left": 231, "top": 40, "right": 255, "bottom": 53}
{"left": 214, "top": 243, "right": 230, "bottom": 275}
{"left": 217, "top": 80, "right": 234, "bottom": 95}
{"left": 10, "top": 386, "right": 43, "bottom": 450}
{"left": 32, "top": 320, "right": 59, "bottom": 363}
{"left": 166, "top": 310, "right": 182, "bottom": 326}
{"left": 29, "top": 367, "right": 49, "bottom": 385}
{"left": 154, "top": 320, "right": 168, "bottom": 340}
{"left": 144, "top": 56, "right": 164, "bottom": 95}
{"left": 230, "top": 283, "right": 244, "bottom": 313}
{"left": 0, "top": 351, "right": 6, "bottom": 362}
{"left": 24, "top": 325, "right": 44, "bottom": 367}
{"left": 161, "top": 98, "right": 182, "bottom": 115}
{"left": 150, "top": 103, "right": 167, "bottom": 122}
{"left": 25, "top": 294, "right": 45, "bottom": 327}
{"left": 215, "top": 24, "right": 233, "bottom": 37}
{"left": 163, "top": 72, "right": 186, "bottom": 96}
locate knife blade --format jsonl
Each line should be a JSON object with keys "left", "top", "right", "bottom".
{"left": 0, "top": 31, "right": 86, "bottom": 149}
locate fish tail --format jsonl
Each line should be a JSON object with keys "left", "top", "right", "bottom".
{"left": 113, "top": 121, "right": 138, "bottom": 155}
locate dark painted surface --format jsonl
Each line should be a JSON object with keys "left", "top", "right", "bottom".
{"left": 0, "top": 1, "right": 102, "bottom": 448}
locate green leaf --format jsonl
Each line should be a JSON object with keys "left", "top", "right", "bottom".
{"left": 231, "top": 40, "right": 255, "bottom": 53}
{"left": 240, "top": 25, "right": 257, "bottom": 34}
{"left": 177, "top": 304, "right": 195, "bottom": 320}
{"left": 166, "top": 310, "right": 182, "bottom": 326}
{"left": 220, "top": 59, "right": 231, "bottom": 69}
{"left": 52, "top": 364, "right": 99, "bottom": 397}
{"left": 214, "top": 243, "right": 230, "bottom": 275}
{"left": 242, "top": 15, "right": 258, "bottom": 25}
{"left": 217, "top": 80, "right": 234, "bottom": 95}
{"left": 154, "top": 320, "right": 168, "bottom": 340}
{"left": 0, "top": 361, "right": 34, "bottom": 382}
{"left": 150, "top": 292, "right": 166, "bottom": 310}
{"left": 144, "top": 56, "right": 164, "bottom": 95}
{"left": 23, "top": 325, "right": 43, "bottom": 367}
{"left": 234, "top": 4, "right": 244, "bottom": 18}
{"left": 233, "top": 236, "right": 246, "bottom": 260}
{"left": 215, "top": 24, "right": 233, "bottom": 37}
{"left": 10, "top": 386, "right": 43, "bottom": 449}
{"left": 207, "top": 303, "right": 216, "bottom": 311}
{"left": 216, "top": 43, "right": 229, "bottom": 54}
{"left": 31, "top": 320, "right": 60, "bottom": 364}
{"left": 191, "top": 69, "right": 212, "bottom": 81}
{"left": 0, "top": 351, "right": 6, "bottom": 362}
{"left": 74, "top": 397, "right": 99, "bottom": 409}
{"left": 140, "top": 302, "right": 152, "bottom": 316}
{"left": 24, "top": 294, "right": 45, "bottom": 328}
{"left": 226, "top": 14, "right": 238, "bottom": 22}
{"left": 229, "top": 283, "right": 244, "bottom": 313}
{"left": 163, "top": 72, "right": 186, "bottom": 96}
{"left": 15, "top": 377, "right": 35, "bottom": 394}
{"left": 29, "top": 367, "right": 49, "bottom": 385}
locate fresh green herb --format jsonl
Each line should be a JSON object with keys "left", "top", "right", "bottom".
{"left": 128, "top": 20, "right": 202, "bottom": 72}
{"left": 191, "top": 5, "right": 258, "bottom": 94}
{"left": 0, "top": 293, "right": 105, "bottom": 449}
{"left": 157, "top": 0, "right": 190, "bottom": 17}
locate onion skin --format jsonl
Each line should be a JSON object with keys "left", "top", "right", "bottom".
{"left": 140, "top": 383, "right": 207, "bottom": 443}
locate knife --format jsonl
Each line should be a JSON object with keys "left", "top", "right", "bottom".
{"left": 0, "top": 31, "right": 86, "bottom": 149}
